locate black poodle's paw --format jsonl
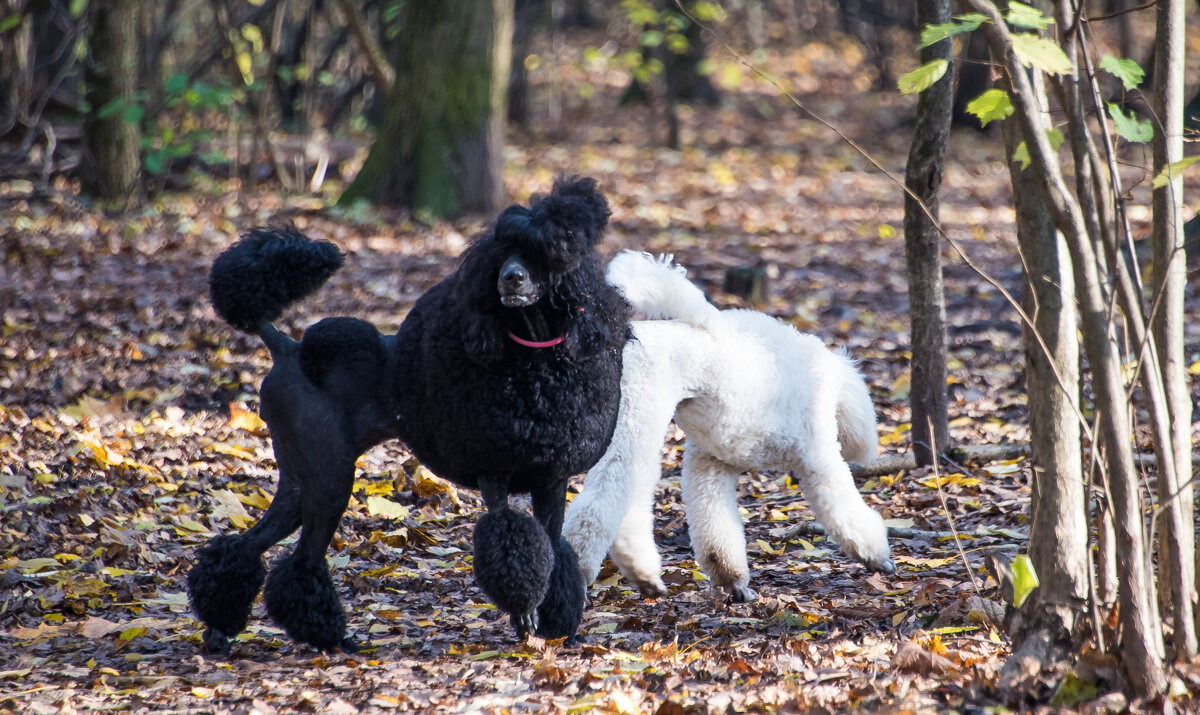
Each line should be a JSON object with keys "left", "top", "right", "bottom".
{"left": 533, "top": 537, "right": 587, "bottom": 640}
{"left": 473, "top": 507, "right": 555, "bottom": 623}
{"left": 200, "top": 626, "right": 234, "bottom": 656}
{"left": 264, "top": 551, "right": 349, "bottom": 652}
{"left": 512, "top": 608, "right": 540, "bottom": 639}
{"left": 187, "top": 534, "right": 267, "bottom": 648}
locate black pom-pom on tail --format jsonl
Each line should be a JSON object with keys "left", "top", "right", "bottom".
{"left": 209, "top": 227, "right": 344, "bottom": 333}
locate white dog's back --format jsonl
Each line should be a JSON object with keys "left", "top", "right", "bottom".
{"left": 606, "top": 251, "right": 877, "bottom": 465}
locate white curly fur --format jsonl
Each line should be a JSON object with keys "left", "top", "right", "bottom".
{"left": 563, "top": 251, "right": 891, "bottom": 600}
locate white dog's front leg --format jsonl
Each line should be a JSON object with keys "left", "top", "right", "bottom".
{"left": 606, "top": 457, "right": 669, "bottom": 597}
{"left": 564, "top": 337, "right": 680, "bottom": 590}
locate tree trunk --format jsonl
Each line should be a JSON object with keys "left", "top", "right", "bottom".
{"left": 1152, "top": 0, "right": 1197, "bottom": 658}
{"left": 83, "top": 0, "right": 143, "bottom": 206}
{"left": 340, "top": 0, "right": 514, "bottom": 217}
{"left": 509, "top": 0, "right": 545, "bottom": 125}
{"left": 902, "top": 0, "right": 953, "bottom": 467}
{"left": 998, "top": 69, "right": 1086, "bottom": 685}
{"left": 959, "top": 0, "right": 1167, "bottom": 696}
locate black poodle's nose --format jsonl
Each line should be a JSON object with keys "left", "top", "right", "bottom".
{"left": 498, "top": 256, "right": 539, "bottom": 307}
{"left": 500, "top": 260, "right": 528, "bottom": 289}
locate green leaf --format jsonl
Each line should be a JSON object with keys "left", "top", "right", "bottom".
{"left": 163, "top": 73, "right": 189, "bottom": 94}
{"left": 640, "top": 29, "right": 663, "bottom": 47}
{"left": 1050, "top": 672, "right": 1100, "bottom": 708}
{"left": 1012, "top": 127, "right": 1064, "bottom": 169}
{"left": 1011, "top": 33, "right": 1072, "bottom": 75}
{"left": 1004, "top": 1, "right": 1053, "bottom": 30}
{"left": 0, "top": 13, "right": 23, "bottom": 33}
{"left": 144, "top": 152, "right": 165, "bottom": 176}
{"left": 122, "top": 104, "right": 144, "bottom": 125}
{"left": 918, "top": 16, "right": 985, "bottom": 48}
{"left": 1011, "top": 554, "right": 1039, "bottom": 608}
{"left": 966, "top": 88, "right": 1014, "bottom": 127}
{"left": 1099, "top": 54, "right": 1144, "bottom": 91}
{"left": 1107, "top": 103, "right": 1153, "bottom": 142}
{"left": 1151, "top": 155, "right": 1200, "bottom": 188}
{"left": 96, "top": 98, "right": 125, "bottom": 120}
{"left": 897, "top": 59, "right": 949, "bottom": 95}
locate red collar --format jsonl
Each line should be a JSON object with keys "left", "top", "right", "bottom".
{"left": 508, "top": 332, "right": 564, "bottom": 348}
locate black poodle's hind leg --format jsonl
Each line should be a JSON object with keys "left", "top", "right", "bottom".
{"left": 472, "top": 479, "right": 555, "bottom": 639}
{"left": 263, "top": 462, "right": 357, "bottom": 652}
{"left": 531, "top": 481, "right": 586, "bottom": 642}
{"left": 187, "top": 477, "right": 303, "bottom": 655}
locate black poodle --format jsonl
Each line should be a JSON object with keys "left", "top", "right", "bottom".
{"left": 186, "top": 177, "right": 630, "bottom": 654}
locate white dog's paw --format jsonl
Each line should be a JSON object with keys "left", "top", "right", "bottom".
{"left": 727, "top": 584, "right": 759, "bottom": 603}
{"left": 634, "top": 576, "right": 669, "bottom": 599}
{"left": 835, "top": 508, "right": 892, "bottom": 573}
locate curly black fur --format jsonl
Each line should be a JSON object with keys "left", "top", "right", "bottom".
{"left": 209, "top": 227, "right": 343, "bottom": 333}
{"left": 264, "top": 552, "right": 351, "bottom": 652}
{"left": 473, "top": 508, "right": 555, "bottom": 634}
{"left": 535, "top": 537, "right": 588, "bottom": 641}
{"left": 186, "top": 175, "right": 629, "bottom": 652}
{"left": 186, "top": 534, "right": 266, "bottom": 653}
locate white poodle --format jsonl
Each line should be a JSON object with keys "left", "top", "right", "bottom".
{"left": 563, "top": 252, "right": 893, "bottom": 602}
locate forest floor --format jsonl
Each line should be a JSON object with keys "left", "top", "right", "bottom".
{"left": 2, "top": 23, "right": 1200, "bottom": 715}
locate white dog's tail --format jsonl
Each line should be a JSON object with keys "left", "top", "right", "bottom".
{"left": 606, "top": 251, "right": 719, "bottom": 328}
{"left": 834, "top": 350, "right": 878, "bottom": 465}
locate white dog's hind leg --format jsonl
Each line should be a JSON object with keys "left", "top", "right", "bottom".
{"left": 793, "top": 442, "right": 893, "bottom": 573}
{"left": 607, "top": 472, "right": 668, "bottom": 597}
{"left": 681, "top": 448, "right": 757, "bottom": 602}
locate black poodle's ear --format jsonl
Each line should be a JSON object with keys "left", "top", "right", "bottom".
{"left": 558, "top": 258, "right": 631, "bottom": 358}
{"left": 542, "top": 175, "right": 610, "bottom": 247}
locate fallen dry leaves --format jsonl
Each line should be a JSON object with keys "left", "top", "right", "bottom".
{"left": 2, "top": 17, "right": 1199, "bottom": 715}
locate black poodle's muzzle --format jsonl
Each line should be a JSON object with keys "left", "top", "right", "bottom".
{"left": 498, "top": 256, "right": 540, "bottom": 308}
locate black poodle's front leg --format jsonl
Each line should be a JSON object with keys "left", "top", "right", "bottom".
{"left": 531, "top": 481, "right": 587, "bottom": 642}
{"left": 472, "top": 478, "right": 554, "bottom": 639}
{"left": 187, "top": 474, "right": 303, "bottom": 655}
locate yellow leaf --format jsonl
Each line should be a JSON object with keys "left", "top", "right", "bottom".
{"left": 17, "top": 558, "right": 62, "bottom": 573}
{"left": 877, "top": 224, "right": 897, "bottom": 239}
{"left": 119, "top": 627, "right": 146, "bottom": 642}
{"left": 360, "top": 479, "right": 397, "bottom": 497}
{"left": 608, "top": 690, "right": 639, "bottom": 714}
{"left": 228, "top": 403, "right": 267, "bottom": 434}
{"left": 756, "top": 538, "right": 779, "bottom": 556}
{"left": 176, "top": 518, "right": 210, "bottom": 533}
{"left": 209, "top": 489, "right": 251, "bottom": 525}
{"left": 239, "top": 490, "right": 272, "bottom": 510}
{"left": 366, "top": 496, "right": 410, "bottom": 520}
{"left": 77, "top": 432, "right": 125, "bottom": 467}
{"left": 892, "top": 610, "right": 908, "bottom": 627}
{"left": 921, "top": 634, "right": 950, "bottom": 656}
{"left": 191, "top": 687, "right": 215, "bottom": 698}
{"left": 1189, "top": 360, "right": 1200, "bottom": 375}
{"left": 206, "top": 442, "right": 257, "bottom": 460}
{"left": 228, "top": 514, "right": 254, "bottom": 529}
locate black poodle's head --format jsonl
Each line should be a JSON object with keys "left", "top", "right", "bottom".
{"left": 454, "top": 176, "right": 628, "bottom": 363}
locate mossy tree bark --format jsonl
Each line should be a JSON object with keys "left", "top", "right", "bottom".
{"left": 83, "top": 0, "right": 143, "bottom": 207}
{"left": 340, "top": 0, "right": 514, "bottom": 217}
